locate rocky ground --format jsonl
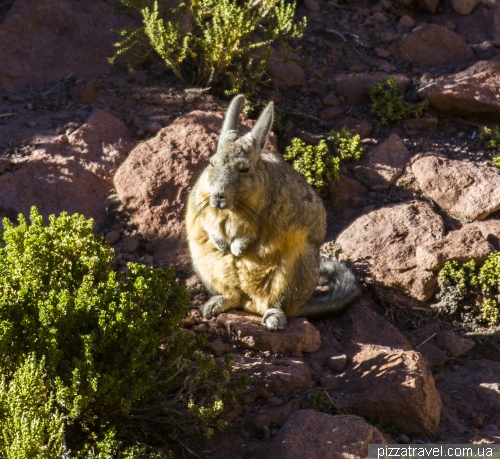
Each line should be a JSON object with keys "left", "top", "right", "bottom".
{"left": 1, "top": 0, "right": 500, "bottom": 457}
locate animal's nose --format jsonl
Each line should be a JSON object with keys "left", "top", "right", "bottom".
{"left": 211, "top": 192, "right": 227, "bottom": 209}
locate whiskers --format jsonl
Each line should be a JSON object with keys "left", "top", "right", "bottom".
{"left": 187, "top": 195, "right": 210, "bottom": 227}
{"left": 234, "top": 198, "right": 260, "bottom": 226}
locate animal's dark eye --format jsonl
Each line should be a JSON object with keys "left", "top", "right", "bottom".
{"left": 240, "top": 168, "right": 250, "bottom": 173}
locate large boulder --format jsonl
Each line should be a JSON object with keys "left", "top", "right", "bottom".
{"left": 114, "top": 110, "right": 279, "bottom": 270}
{"left": 411, "top": 154, "right": 500, "bottom": 220}
{"left": 390, "top": 25, "right": 473, "bottom": 67}
{"left": 419, "top": 61, "right": 500, "bottom": 116}
{"left": 336, "top": 201, "right": 445, "bottom": 301}
{"left": 0, "top": 109, "right": 132, "bottom": 226}
{"left": 334, "top": 305, "right": 442, "bottom": 435}
{"left": 267, "top": 410, "right": 386, "bottom": 459}
{"left": 0, "top": 0, "right": 132, "bottom": 92}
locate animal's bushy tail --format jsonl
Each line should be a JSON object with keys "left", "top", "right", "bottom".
{"left": 291, "top": 256, "right": 360, "bottom": 318}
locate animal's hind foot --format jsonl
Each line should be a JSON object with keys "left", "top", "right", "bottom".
{"left": 203, "top": 295, "right": 230, "bottom": 319}
{"left": 261, "top": 308, "right": 287, "bottom": 331}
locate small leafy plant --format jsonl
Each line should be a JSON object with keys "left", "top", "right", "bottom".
{"left": 284, "top": 127, "right": 364, "bottom": 191}
{"left": 304, "top": 388, "right": 337, "bottom": 415}
{"left": 330, "top": 126, "right": 364, "bottom": 162}
{"left": 112, "top": 0, "right": 306, "bottom": 95}
{"left": 284, "top": 138, "right": 340, "bottom": 190}
{"left": 479, "top": 126, "right": 500, "bottom": 150}
{"left": 370, "top": 77, "right": 428, "bottom": 125}
{"left": 437, "top": 254, "right": 500, "bottom": 325}
{"left": 493, "top": 156, "right": 500, "bottom": 168}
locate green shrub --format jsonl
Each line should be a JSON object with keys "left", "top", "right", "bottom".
{"left": 284, "top": 138, "right": 340, "bottom": 190}
{"left": 0, "top": 354, "right": 65, "bottom": 459}
{"left": 370, "top": 77, "right": 428, "bottom": 125}
{"left": 284, "top": 127, "right": 364, "bottom": 191}
{"left": 493, "top": 156, "right": 500, "bottom": 168}
{"left": 330, "top": 126, "right": 364, "bottom": 162}
{"left": 437, "top": 254, "right": 500, "bottom": 325}
{"left": 0, "top": 207, "right": 244, "bottom": 456}
{"left": 304, "top": 387, "right": 337, "bottom": 415}
{"left": 112, "top": 0, "right": 306, "bottom": 95}
{"left": 478, "top": 126, "right": 500, "bottom": 150}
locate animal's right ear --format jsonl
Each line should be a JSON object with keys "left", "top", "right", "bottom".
{"left": 220, "top": 94, "right": 245, "bottom": 141}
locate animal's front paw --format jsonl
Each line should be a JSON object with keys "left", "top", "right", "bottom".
{"left": 203, "top": 295, "right": 228, "bottom": 319}
{"left": 209, "top": 234, "right": 229, "bottom": 252}
{"left": 230, "top": 238, "right": 248, "bottom": 257}
{"left": 261, "top": 308, "right": 287, "bottom": 331}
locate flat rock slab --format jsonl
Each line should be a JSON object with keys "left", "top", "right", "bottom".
{"left": 351, "top": 134, "right": 410, "bottom": 186}
{"left": 336, "top": 201, "right": 444, "bottom": 301}
{"left": 412, "top": 154, "right": 500, "bottom": 220}
{"left": 390, "top": 24, "right": 473, "bottom": 67}
{"left": 268, "top": 410, "right": 386, "bottom": 459}
{"left": 419, "top": 61, "right": 500, "bottom": 116}
{"left": 0, "top": 109, "right": 132, "bottom": 226}
{"left": 216, "top": 310, "right": 321, "bottom": 354}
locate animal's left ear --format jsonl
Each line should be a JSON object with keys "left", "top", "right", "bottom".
{"left": 247, "top": 101, "right": 274, "bottom": 153}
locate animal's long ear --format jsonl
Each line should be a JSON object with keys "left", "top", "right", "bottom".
{"left": 220, "top": 94, "right": 245, "bottom": 140}
{"left": 248, "top": 101, "right": 274, "bottom": 153}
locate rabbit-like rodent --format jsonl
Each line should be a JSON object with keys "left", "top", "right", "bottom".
{"left": 185, "top": 94, "right": 359, "bottom": 330}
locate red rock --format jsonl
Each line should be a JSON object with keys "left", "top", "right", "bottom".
{"left": 419, "top": 342, "right": 449, "bottom": 367}
{"left": 398, "top": 14, "right": 416, "bottom": 30}
{"left": 105, "top": 230, "right": 121, "bottom": 245}
{"left": 0, "top": 158, "right": 11, "bottom": 174}
{"left": 122, "top": 236, "right": 140, "bottom": 252}
{"left": 0, "top": 109, "right": 133, "bottom": 226}
{"left": 304, "top": 0, "right": 320, "bottom": 11}
{"left": 114, "top": 111, "right": 279, "bottom": 269}
{"left": 216, "top": 310, "right": 321, "bottom": 354}
{"left": 416, "top": 226, "right": 494, "bottom": 271}
{"left": 322, "top": 93, "right": 340, "bottom": 106}
{"left": 333, "top": 117, "right": 373, "bottom": 137}
{"left": 451, "top": 0, "right": 481, "bottom": 14}
{"left": 192, "top": 323, "right": 208, "bottom": 333}
{"left": 411, "top": 154, "right": 500, "bottom": 220}
{"left": 375, "top": 48, "right": 392, "bottom": 58}
{"left": 436, "top": 330, "right": 475, "bottom": 357}
{"left": 267, "top": 410, "right": 386, "bottom": 459}
{"left": 336, "top": 201, "right": 444, "bottom": 301}
{"left": 351, "top": 134, "right": 410, "bottom": 186}
{"left": 320, "top": 107, "right": 343, "bottom": 121}
{"left": 267, "top": 62, "right": 307, "bottom": 91}
{"left": 70, "top": 81, "right": 97, "bottom": 105}
{"left": 419, "top": 61, "right": 500, "bottom": 116}
{"left": 320, "top": 374, "right": 339, "bottom": 390}
{"left": 417, "top": 0, "right": 439, "bottom": 13}
{"left": 334, "top": 73, "right": 411, "bottom": 105}
{"left": 329, "top": 174, "right": 367, "bottom": 208}
{"left": 0, "top": 0, "right": 132, "bottom": 92}
{"left": 391, "top": 25, "right": 473, "bottom": 67}
{"left": 243, "top": 398, "right": 301, "bottom": 430}
{"left": 207, "top": 339, "right": 232, "bottom": 357}
{"left": 327, "top": 354, "right": 348, "bottom": 372}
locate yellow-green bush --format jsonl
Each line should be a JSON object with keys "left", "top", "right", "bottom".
{"left": 0, "top": 207, "right": 243, "bottom": 456}
{"left": 0, "top": 354, "right": 65, "bottom": 459}
{"left": 370, "top": 77, "right": 428, "bottom": 125}
{"left": 479, "top": 126, "right": 500, "bottom": 150}
{"left": 437, "top": 254, "right": 500, "bottom": 325}
{"left": 112, "top": 0, "right": 306, "bottom": 95}
{"left": 284, "top": 127, "right": 364, "bottom": 191}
